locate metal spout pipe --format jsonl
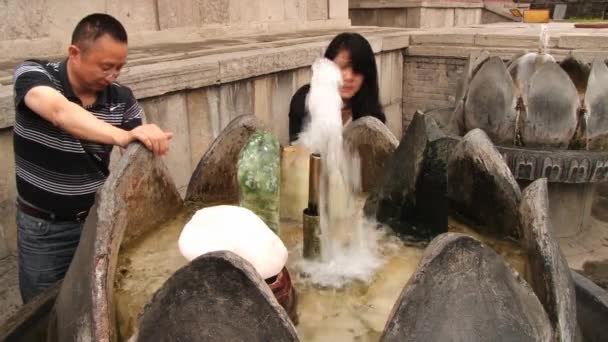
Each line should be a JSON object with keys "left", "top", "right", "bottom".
{"left": 308, "top": 153, "right": 321, "bottom": 216}
{"left": 303, "top": 153, "right": 321, "bottom": 260}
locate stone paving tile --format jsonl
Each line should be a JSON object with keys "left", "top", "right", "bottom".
{"left": 0, "top": 255, "right": 21, "bottom": 326}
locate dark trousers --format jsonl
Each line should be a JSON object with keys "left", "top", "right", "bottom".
{"left": 16, "top": 208, "right": 83, "bottom": 303}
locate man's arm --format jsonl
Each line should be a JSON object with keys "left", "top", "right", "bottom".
{"left": 24, "top": 85, "right": 172, "bottom": 155}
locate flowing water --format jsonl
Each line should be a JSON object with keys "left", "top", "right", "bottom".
{"left": 114, "top": 199, "right": 426, "bottom": 341}
{"left": 114, "top": 199, "right": 530, "bottom": 341}
{"left": 295, "top": 58, "right": 382, "bottom": 286}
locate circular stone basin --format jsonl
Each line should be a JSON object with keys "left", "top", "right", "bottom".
{"left": 113, "top": 196, "right": 531, "bottom": 341}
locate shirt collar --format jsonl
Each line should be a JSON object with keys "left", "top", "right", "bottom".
{"left": 58, "top": 59, "right": 109, "bottom": 107}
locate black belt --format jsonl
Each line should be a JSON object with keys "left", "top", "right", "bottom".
{"left": 17, "top": 199, "right": 89, "bottom": 222}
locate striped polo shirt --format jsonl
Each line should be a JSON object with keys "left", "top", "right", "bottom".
{"left": 13, "top": 59, "right": 143, "bottom": 217}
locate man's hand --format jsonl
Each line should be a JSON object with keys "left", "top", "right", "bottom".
{"left": 24, "top": 86, "right": 173, "bottom": 156}
{"left": 118, "top": 124, "right": 173, "bottom": 156}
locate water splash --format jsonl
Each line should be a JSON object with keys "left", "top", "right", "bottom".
{"left": 295, "top": 58, "right": 384, "bottom": 287}
{"left": 539, "top": 24, "right": 549, "bottom": 54}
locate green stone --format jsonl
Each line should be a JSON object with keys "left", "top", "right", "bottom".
{"left": 237, "top": 131, "right": 281, "bottom": 234}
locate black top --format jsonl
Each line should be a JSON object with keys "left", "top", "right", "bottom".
{"left": 13, "top": 59, "right": 143, "bottom": 216}
{"left": 288, "top": 84, "right": 385, "bottom": 143}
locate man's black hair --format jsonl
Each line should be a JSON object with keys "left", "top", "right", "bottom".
{"left": 71, "top": 13, "right": 128, "bottom": 49}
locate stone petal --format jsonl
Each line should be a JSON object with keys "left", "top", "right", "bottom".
{"left": 186, "top": 114, "right": 261, "bottom": 203}
{"left": 134, "top": 251, "right": 299, "bottom": 342}
{"left": 381, "top": 233, "right": 553, "bottom": 342}
{"left": 585, "top": 60, "right": 608, "bottom": 151}
{"left": 571, "top": 270, "right": 608, "bottom": 342}
{"left": 520, "top": 178, "right": 577, "bottom": 341}
{"left": 447, "top": 129, "right": 522, "bottom": 239}
{"left": 464, "top": 56, "right": 518, "bottom": 145}
{"left": 455, "top": 50, "right": 490, "bottom": 105}
{"left": 365, "top": 112, "right": 454, "bottom": 241}
{"left": 522, "top": 62, "right": 578, "bottom": 149}
{"left": 343, "top": 116, "right": 399, "bottom": 193}
{"left": 364, "top": 111, "right": 428, "bottom": 238}
{"left": 560, "top": 55, "right": 590, "bottom": 102}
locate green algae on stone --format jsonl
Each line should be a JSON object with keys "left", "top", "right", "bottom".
{"left": 237, "top": 131, "right": 281, "bottom": 234}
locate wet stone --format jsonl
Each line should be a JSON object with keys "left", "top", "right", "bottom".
{"left": 365, "top": 112, "right": 453, "bottom": 241}
{"left": 464, "top": 56, "right": 518, "bottom": 146}
{"left": 447, "top": 129, "right": 522, "bottom": 240}
{"left": 381, "top": 233, "right": 553, "bottom": 342}
{"left": 571, "top": 270, "right": 608, "bottom": 342}
{"left": 51, "top": 143, "right": 183, "bottom": 341}
{"left": 364, "top": 111, "right": 427, "bottom": 239}
{"left": 519, "top": 178, "right": 577, "bottom": 341}
{"left": 186, "top": 114, "right": 261, "bottom": 203}
{"left": 134, "top": 251, "right": 299, "bottom": 342}
{"left": 585, "top": 60, "right": 608, "bottom": 151}
{"left": 523, "top": 62, "right": 579, "bottom": 149}
{"left": 559, "top": 55, "right": 590, "bottom": 100}
{"left": 237, "top": 131, "right": 281, "bottom": 233}
{"left": 343, "top": 116, "right": 398, "bottom": 193}
{"left": 415, "top": 116, "right": 460, "bottom": 240}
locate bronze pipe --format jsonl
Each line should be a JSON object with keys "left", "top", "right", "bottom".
{"left": 308, "top": 153, "right": 321, "bottom": 216}
{"left": 303, "top": 153, "right": 322, "bottom": 260}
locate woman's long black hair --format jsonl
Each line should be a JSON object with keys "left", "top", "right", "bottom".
{"left": 324, "top": 33, "right": 385, "bottom": 123}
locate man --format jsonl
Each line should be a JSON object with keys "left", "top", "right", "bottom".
{"left": 12, "top": 13, "right": 172, "bottom": 303}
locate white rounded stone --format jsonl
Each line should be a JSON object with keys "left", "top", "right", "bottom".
{"left": 178, "top": 205, "right": 288, "bottom": 279}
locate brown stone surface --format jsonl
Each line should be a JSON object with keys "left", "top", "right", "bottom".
{"left": 343, "top": 116, "right": 399, "bottom": 193}
{"left": 0, "top": 255, "right": 21, "bottom": 326}
{"left": 519, "top": 178, "right": 577, "bottom": 341}
{"left": 186, "top": 115, "right": 261, "bottom": 204}
{"left": 50, "top": 143, "right": 182, "bottom": 341}
{"left": 381, "top": 233, "right": 553, "bottom": 342}
{"left": 447, "top": 129, "right": 522, "bottom": 239}
{"left": 0, "top": 278, "right": 58, "bottom": 342}
{"left": 134, "top": 251, "right": 299, "bottom": 342}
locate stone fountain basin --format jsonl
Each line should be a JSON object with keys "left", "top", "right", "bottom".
{"left": 2, "top": 114, "right": 607, "bottom": 341}
{"left": 0, "top": 114, "right": 398, "bottom": 341}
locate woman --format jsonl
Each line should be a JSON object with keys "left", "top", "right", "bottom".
{"left": 288, "top": 32, "right": 386, "bottom": 143}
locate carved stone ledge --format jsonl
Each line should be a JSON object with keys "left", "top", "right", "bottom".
{"left": 497, "top": 146, "right": 608, "bottom": 184}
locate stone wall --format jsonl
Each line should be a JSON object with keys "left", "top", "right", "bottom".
{"left": 348, "top": 0, "right": 524, "bottom": 28}
{"left": 349, "top": 0, "right": 487, "bottom": 28}
{"left": 402, "top": 56, "right": 465, "bottom": 127}
{"left": 0, "top": 0, "right": 350, "bottom": 63}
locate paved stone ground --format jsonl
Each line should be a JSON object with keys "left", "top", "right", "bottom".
{"left": 0, "top": 254, "right": 21, "bottom": 326}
